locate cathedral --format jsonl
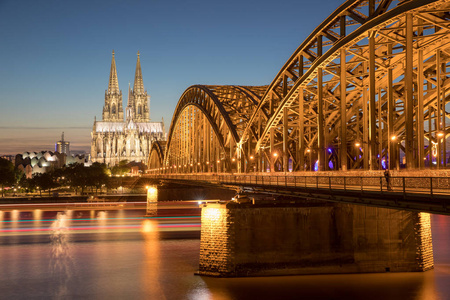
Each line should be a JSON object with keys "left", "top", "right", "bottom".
{"left": 90, "top": 51, "right": 165, "bottom": 166}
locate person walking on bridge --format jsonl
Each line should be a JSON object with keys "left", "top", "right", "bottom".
{"left": 384, "top": 169, "right": 392, "bottom": 191}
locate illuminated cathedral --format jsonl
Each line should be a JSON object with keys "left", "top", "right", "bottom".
{"left": 90, "top": 51, "right": 165, "bottom": 166}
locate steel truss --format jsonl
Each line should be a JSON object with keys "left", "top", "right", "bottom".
{"left": 149, "top": 0, "right": 450, "bottom": 174}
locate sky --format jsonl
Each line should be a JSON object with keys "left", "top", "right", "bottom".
{"left": 0, "top": 0, "right": 342, "bottom": 155}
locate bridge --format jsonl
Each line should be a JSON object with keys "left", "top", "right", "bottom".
{"left": 144, "top": 0, "right": 450, "bottom": 277}
{"left": 146, "top": 0, "right": 450, "bottom": 211}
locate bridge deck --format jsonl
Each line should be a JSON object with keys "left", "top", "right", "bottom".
{"left": 147, "top": 173, "right": 450, "bottom": 215}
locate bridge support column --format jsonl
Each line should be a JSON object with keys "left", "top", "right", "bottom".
{"left": 198, "top": 202, "right": 433, "bottom": 277}
{"left": 368, "top": 31, "right": 378, "bottom": 170}
{"left": 340, "top": 48, "right": 347, "bottom": 171}
{"left": 283, "top": 107, "right": 289, "bottom": 172}
{"left": 270, "top": 127, "right": 275, "bottom": 172}
{"left": 318, "top": 68, "right": 325, "bottom": 171}
{"left": 145, "top": 185, "right": 158, "bottom": 216}
{"left": 405, "top": 13, "right": 415, "bottom": 169}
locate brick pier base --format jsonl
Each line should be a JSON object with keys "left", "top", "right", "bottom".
{"left": 198, "top": 202, "right": 433, "bottom": 277}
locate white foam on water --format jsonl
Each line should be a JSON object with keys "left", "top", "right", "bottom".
{"left": 49, "top": 211, "right": 75, "bottom": 299}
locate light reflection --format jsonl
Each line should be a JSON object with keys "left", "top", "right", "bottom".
{"left": 33, "top": 209, "right": 43, "bottom": 221}
{"left": 11, "top": 210, "right": 19, "bottom": 222}
{"left": 33, "top": 209, "right": 43, "bottom": 242}
{"left": 96, "top": 211, "right": 108, "bottom": 235}
{"left": 96, "top": 211, "right": 108, "bottom": 220}
{"left": 0, "top": 210, "right": 3, "bottom": 232}
{"left": 141, "top": 219, "right": 157, "bottom": 233}
{"left": 142, "top": 219, "right": 162, "bottom": 297}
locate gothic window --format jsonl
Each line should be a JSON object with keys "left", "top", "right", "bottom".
{"left": 112, "top": 104, "right": 116, "bottom": 114}
{"left": 138, "top": 105, "right": 142, "bottom": 115}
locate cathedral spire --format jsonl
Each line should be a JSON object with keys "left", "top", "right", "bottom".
{"left": 103, "top": 50, "right": 123, "bottom": 122}
{"left": 108, "top": 50, "right": 120, "bottom": 94}
{"left": 133, "top": 51, "right": 144, "bottom": 94}
{"left": 127, "top": 82, "right": 132, "bottom": 107}
{"left": 126, "top": 82, "right": 134, "bottom": 122}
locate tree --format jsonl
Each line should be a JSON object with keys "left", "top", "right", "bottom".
{"left": 0, "top": 158, "right": 16, "bottom": 197}
{"left": 18, "top": 173, "right": 34, "bottom": 193}
{"left": 111, "top": 160, "right": 131, "bottom": 176}
{"left": 33, "top": 172, "right": 59, "bottom": 196}
{"left": 65, "top": 163, "right": 89, "bottom": 194}
{"left": 87, "top": 162, "right": 109, "bottom": 194}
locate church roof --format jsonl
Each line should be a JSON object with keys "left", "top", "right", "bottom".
{"left": 95, "top": 121, "right": 164, "bottom": 133}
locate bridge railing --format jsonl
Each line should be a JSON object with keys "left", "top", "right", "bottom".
{"left": 151, "top": 174, "right": 450, "bottom": 197}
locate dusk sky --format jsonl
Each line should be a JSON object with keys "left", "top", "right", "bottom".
{"left": 0, "top": 0, "right": 340, "bottom": 155}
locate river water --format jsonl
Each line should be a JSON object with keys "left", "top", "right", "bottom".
{"left": 0, "top": 204, "right": 449, "bottom": 300}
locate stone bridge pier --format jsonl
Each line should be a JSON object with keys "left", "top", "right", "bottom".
{"left": 198, "top": 201, "right": 434, "bottom": 277}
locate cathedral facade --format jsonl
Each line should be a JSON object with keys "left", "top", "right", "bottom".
{"left": 90, "top": 51, "right": 165, "bottom": 166}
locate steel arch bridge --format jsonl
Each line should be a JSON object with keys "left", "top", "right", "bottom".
{"left": 149, "top": 0, "right": 450, "bottom": 174}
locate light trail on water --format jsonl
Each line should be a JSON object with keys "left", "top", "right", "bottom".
{"left": 0, "top": 216, "right": 200, "bottom": 223}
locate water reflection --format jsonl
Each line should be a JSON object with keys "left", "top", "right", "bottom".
{"left": 0, "top": 207, "right": 447, "bottom": 299}
{"left": 142, "top": 219, "right": 164, "bottom": 298}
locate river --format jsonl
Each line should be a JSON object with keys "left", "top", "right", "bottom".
{"left": 0, "top": 203, "right": 449, "bottom": 300}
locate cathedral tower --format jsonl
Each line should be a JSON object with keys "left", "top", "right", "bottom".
{"left": 128, "top": 51, "right": 150, "bottom": 122}
{"left": 102, "top": 50, "right": 124, "bottom": 122}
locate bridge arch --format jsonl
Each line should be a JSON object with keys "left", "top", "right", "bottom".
{"left": 147, "top": 140, "right": 165, "bottom": 170}
{"left": 239, "top": 0, "right": 450, "bottom": 172}
{"left": 160, "top": 85, "right": 265, "bottom": 173}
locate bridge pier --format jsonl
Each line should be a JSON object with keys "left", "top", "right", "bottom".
{"left": 198, "top": 201, "right": 433, "bottom": 277}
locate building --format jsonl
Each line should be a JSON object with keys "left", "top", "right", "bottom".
{"left": 90, "top": 51, "right": 165, "bottom": 166}
{"left": 15, "top": 151, "right": 88, "bottom": 178}
{"left": 55, "top": 132, "right": 70, "bottom": 154}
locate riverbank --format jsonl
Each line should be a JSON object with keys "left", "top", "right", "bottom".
{"left": 0, "top": 193, "right": 147, "bottom": 204}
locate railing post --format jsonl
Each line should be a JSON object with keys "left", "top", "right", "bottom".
{"left": 430, "top": 177, "right": 433, "bottom": 198}
{"left": 403, "top": 177, "right": 406, "bottom": 194}
{"left": 380, "top": 177, "right": 383, "bottom": 192}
